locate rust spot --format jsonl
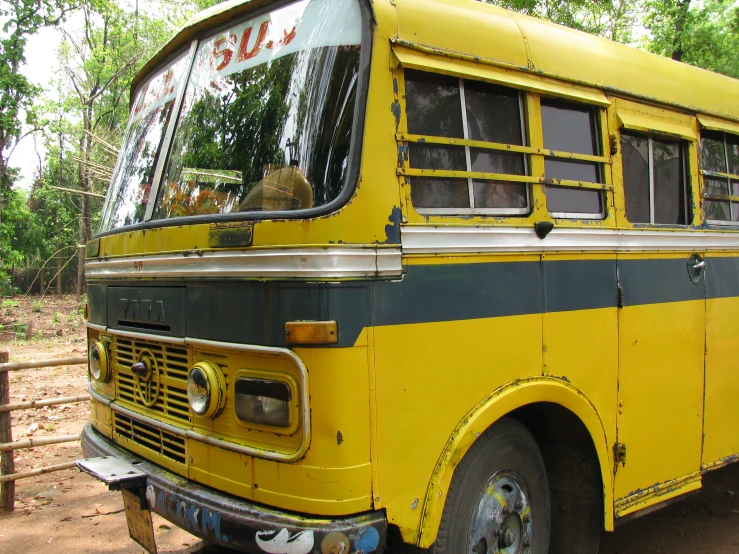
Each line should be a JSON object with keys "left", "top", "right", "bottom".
{"left": 391, "top": 100, "right": 401, "bottom": 128}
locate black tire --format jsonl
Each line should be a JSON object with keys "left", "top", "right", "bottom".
{"left": 430, "top": 417, "right": 551, "bottom": 554}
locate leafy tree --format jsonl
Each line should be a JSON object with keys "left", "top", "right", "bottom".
{"left": 0, "top": 0, "right": 75, "bottom": 198}
{"left": 484, "top": 0, "right": 640, "bottom": 42}
{"left": 644, "top": 0, "right": 739, "bottom": 78}
{"left": 58, "top": 0, "right": 203, "bottom": 297}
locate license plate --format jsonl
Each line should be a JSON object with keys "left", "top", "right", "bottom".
{"left": 122, "top": 489, "right": 158, "bottom": 554}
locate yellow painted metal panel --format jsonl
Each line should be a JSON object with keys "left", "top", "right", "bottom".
{"left": 392, "top": 45, "right": 610, "bottom": 106}
{"left": 543, "top": 304, "right": 618, "bottom": 459}
{"left": 252, "top": 460, "right": 373, "bottom": 515}
{"left": 617, "top": 110, "right": 697, "bottom": 140}
{"left": 91, "top": 400, "right": 112, "bottom": 438}
{"left": 615, "top": 472, "right": 701, "bottom": 517}
{"left": 373, "top": 303, "right": 544, "bottom": 544}
{"left": 698, "top": 114, "right": 739, "bottom": 136}
{"left": 703, "top": 296, "right": 739, "bottom": 467}
{"left": 614, "top": 296, "right": 705, "bottom": 509}
{"left": 392, "top": 1, "right": 529, "bottom": 71}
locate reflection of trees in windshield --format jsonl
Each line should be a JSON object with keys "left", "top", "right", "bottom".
{"left": 103, "top": 101, "right": 173, "bottom": 228}
{"left": 156, "top": 45, "right": 359, "bottom": 218}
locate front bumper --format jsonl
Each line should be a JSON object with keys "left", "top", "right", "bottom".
{"left": 81, "top": 423, "right": 386, "bottom": 553}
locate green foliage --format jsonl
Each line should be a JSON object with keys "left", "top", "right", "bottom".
{"left": 0, "top": 0, "right": 75, "bottom": 192}
{"left": 643, "top": 0, "right": 739, "bottom": 78}
{"left": 1, "top": 299, "right": 18, "bottom": 309}
{"left": 485, "top": 0, "right": 739, "bottom": 78}
{"left": 484, "top": 0, "right": 639, "bottom": 42}
{"left": 51, "top": 311, "right": 62, "bottom": 323}
{"left": 0, "top": 0, "right": 205, "bottom": 295}
{"left": 32, "top": 300, "right": 43, "bottom": 312}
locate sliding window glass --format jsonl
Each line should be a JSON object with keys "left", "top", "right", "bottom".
{"left": 621, "top": 133, "right": 689, "bottom": 225}
{"left": 404, "top": 69, "right": 528, "bottom": 215}
{"left": 541, "top": 98, "right": 604, "bottom": 218}
{"left": 700, "top": 130, "right": 739, "bottom": 223}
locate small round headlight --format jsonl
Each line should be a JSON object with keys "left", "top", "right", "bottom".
{"left": 89, "top": 341, "right": 109, "bottom": 383}
{"left": 187, "top": 361, "right": 226, "bottom": 418}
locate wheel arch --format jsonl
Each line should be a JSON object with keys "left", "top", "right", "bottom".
{"left": 416, "top": 377, "right": 614, "bottom": 549}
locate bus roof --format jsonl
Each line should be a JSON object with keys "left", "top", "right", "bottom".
{"left": 134, "top": 0, "right": 739, "bottom": 123}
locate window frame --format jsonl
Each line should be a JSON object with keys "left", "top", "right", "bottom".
{"left": 401, "top": 73, "right": 532, "bottom": 216}
{"left": 620, "top": 132, "right": 691, "bottom": 226}
{"left": 700, "top": 130, "right": 739, "bottom": 226}
{"left": 539, "top": 96, "right": 608, "bottom": 220}
{"left": 398, "top": 70, "right": 613, "bottom": 219}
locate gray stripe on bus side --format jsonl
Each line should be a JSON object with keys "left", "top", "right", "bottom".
{"left": 544, "top": 259, "right": 618, "bottom": 313}
{"left": 706, "top": 256, "right": 739, "bottom": 299}
{"left": 372, "top": 261, "right": 543, "bottom": 327}
{"left": 617, "top": 258, "right": 705, "bottom": 307}
{"left": 374, "top": 257, "right": 712, "bottom": 328}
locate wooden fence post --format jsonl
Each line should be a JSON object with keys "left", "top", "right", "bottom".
{"left": 0, "top": 350, "right": 14, "bottom": 511}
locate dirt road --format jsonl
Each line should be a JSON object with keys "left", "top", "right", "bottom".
{"left": 2, "top": 295, "right": 739, "bottom": 553}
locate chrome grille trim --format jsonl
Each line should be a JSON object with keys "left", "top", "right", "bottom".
{"left": 87, "top": 331, "right": 312, "bottom": 462}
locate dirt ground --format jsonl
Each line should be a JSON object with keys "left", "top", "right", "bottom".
{"left": 1, "top": 294, "right": 739, "bottom": 554}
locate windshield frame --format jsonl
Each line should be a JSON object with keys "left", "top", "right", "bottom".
{"left": 95, "top": 0, "right": 373, "bottom": 238}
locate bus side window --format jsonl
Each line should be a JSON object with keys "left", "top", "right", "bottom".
{"left": 405, "top": 70, "right": 468, "bottom": 209}
{"left": 404, "top": 69, "right": 529, "bottom": 214}
{"left": 540, "top": 98, "right": 604, "bottom": 218}
{"left": 621, "top": 133, "right": 690, "bottom": 225}
{"left": 700, "top": 130, "right": 739, "bottom": 223}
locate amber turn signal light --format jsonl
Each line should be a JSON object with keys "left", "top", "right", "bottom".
{"left": 285, "top": 321, "right": 338, "bottom": 345}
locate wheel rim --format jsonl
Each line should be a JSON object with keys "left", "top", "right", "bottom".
{"left": 468, "top": 469, "right": 534, "bottom": 554}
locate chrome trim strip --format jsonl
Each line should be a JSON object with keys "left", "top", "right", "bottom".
{"left": 86, "top": 247, "right": 403, "bottom": 280}
{"left": 111, "top": 328, "right": 187, "bottom": 345}
{"left": 88, "top": 385, "right": 112, "bottom": 406}
{"left": 401, "top": 226, "right": 739, "bottom": 254}
{"left": 86, "top": 322, "right": 107, "bottom": 333}
{"left": 113, "top": 400, "right": 187, "bottom": 438}
{"left": 88, "top": 331, "right": 312, "bottom": 463}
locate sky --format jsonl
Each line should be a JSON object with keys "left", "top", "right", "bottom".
{"left": 10, "top": 1, "right": 198, "bottom": 190}
{"left": 12, "top": 27, "right": 64, "bottom": 190}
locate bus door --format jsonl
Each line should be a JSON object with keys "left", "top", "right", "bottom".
{"left": 613, "top": 116, "right": 706, "bottom": 514}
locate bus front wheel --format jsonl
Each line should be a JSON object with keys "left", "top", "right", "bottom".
{"left": 431, "top": 417, "right": 551, "bottom": 554}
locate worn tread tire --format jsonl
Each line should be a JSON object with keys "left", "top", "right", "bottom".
{"left": 429, "top": 417, "right": 551, "bottom": 554}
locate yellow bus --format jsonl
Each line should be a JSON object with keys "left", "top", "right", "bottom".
{"left": 77, "top": 0, "right": 739, "bottom": 552}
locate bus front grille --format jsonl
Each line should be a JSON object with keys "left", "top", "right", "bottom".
{"left": 113, "top": 337, "right": 191, "bottom": 423}
{"left": 114, "top": 412, "right": 187, "bottom": 465}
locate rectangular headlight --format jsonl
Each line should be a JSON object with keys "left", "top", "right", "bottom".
{"left": 234, "top": 378, "right": 292, "bottom": 428}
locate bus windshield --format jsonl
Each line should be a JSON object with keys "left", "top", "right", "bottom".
{"left": 101, "top": 0, "right": 363, "bottom": 231}
{"left": 100, "top": 52, "right": 191, "bottom": 230}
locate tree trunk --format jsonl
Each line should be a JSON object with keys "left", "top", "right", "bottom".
{"left": 671, "top": 0, "right": 691, "bottom": 61}
{"left": 76, "top": 110, "right": 94, "bottom": 301}
{"left": 56, "top": 247, "right": 62, "bottom": 296}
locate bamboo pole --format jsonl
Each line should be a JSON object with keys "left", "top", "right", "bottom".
{"left": 71, "top": 156, "right": 114, "bottom": 174}
{"left": 0, "top": 356, "right": 87, "bottom": 373}
{"left": 50, "top": 186, "right": 106, "bottom": 199}
{"left": 0, "top": 394, "right": 90, "bottom": 413}
{"left": 0, "top": 434, "right": 80, "bottom": 452}
{"left": 0, "top": 351, "right": 13, "bottom": 510}
{"left": 83, "top": 129, "right": 119, "bottom": 157}
{"left": 0, "top": 461, "right": 78, "bottom": 484}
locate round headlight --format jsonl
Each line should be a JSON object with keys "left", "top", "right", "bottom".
{"left": 89, "top": 341, "right": 109, "bottom": 383}
{"left": 187, "top": 361, "right": 226, "bottom": 418}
